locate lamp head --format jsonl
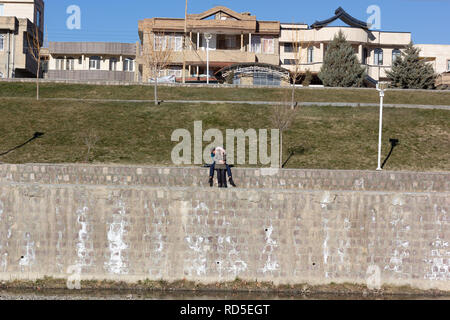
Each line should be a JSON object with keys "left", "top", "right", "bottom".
{"left": 389, "top": 138, "right": 399, "bottom": 147}
{"left": 204, "top": 33, "right": 212, "bottom": 41}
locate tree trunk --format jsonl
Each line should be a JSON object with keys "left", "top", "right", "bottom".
{"left": 36, "top": 61, "right": 40, "bottom": 101}
{"left": 280, "top": 131, "right": 283, "bottom": 169}
{"left": 291, "top": 82, "right": 295, "bottom": 110}
{"left": 154, "top": 76, "right": 158, "bottom": 105}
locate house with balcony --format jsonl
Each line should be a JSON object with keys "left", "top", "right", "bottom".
{"left": 279, "top": 7, "right": 412, "bottom": 84}
{"left": 44, "top": 42, "right": 139, "bottom": 82}
{"left": 0, "top": 0, "right": 44, "bottom": 78}
{"left": 137, "top": 6, "right": 286, "bottom": 85}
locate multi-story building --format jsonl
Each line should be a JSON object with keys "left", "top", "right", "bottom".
{"left": 137, "top": 6, "right": 450, "bottom": 87}
{"left": 137, "top": 6, "right": 288, "bottom": 85}
{"left": 0, "top": 0, "right": 44, "bottom": 78}
{"left": 279, "top": 7, "right": 412, "bottom": 83}
{"left": 43, "top": 42, "right": 139, "bottom": 82}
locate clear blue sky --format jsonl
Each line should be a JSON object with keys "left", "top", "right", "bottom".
{"left": 44, "top": 0, "right": 450, "bottom": 44}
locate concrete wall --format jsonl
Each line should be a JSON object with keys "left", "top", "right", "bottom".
{"left": 0, "top": 164, "right": 448, "bottom": 290}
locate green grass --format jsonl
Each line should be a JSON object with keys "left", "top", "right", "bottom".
{"left": 1, "top": 82, "right": 450, "bottom": 105}
{"left": 0, "top": 96, "right": 448, "bottom": 171}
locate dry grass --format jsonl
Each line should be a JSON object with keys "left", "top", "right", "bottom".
{"left": 0, "top": 97, "right": 448, "bottom": 171}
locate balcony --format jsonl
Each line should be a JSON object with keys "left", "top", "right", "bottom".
{"left": 170, "top": 49, "right": 256, "bottom": 65}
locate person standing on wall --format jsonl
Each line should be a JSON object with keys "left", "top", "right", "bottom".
{"left": 209, "top": 147, "right": 237, "bottom": 188}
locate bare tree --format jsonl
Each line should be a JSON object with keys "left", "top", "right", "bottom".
{"left": 142, "top": 32, "right": 174, "bottom": 105}
{"left": 26, "top": 23, "right": 43, "bottom": 101}
{"left": 288, "top": 28, "right": 309, "bottom": 109}
{"left": 270, "top": 94, "right": 298, "bottom": 168}
{"left": 82, "top": 129, "right": 100, "bottom": 163}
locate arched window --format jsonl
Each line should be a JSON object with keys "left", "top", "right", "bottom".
{"left": 392, "top": 49, "right": 401, "bottom": 64}
{"left": 307, "top": 46, "right": 314, "bottom": 63}
{"left": 374, "top": 48, "right": 383, "bottom": 66}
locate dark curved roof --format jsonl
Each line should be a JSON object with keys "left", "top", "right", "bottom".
{"left": 216, "top": 62, "right": 290, "bottom": 77}
{"left": 310, "top": 7, "right": 369, "bottom": 29}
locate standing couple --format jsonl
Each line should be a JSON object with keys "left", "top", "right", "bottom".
{"left": 209, "top": 147, "right": 237, "bottom": 188}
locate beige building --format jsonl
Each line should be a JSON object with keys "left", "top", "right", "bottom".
{"left": 138, "top": 6, "right": 284, "bottom": 85}
{"left": 279, "top": 7, "right": 412, "bottom": 83}
{"left": 416, "top": 44, "right": 450, "bottom": 88}
{"left": 0, "top": 0, "right": 44, "bottom": 78}
{"left": 44, "top": 42, "right": 139, "bottom": 82}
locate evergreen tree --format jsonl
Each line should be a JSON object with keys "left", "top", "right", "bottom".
{"left": 318, "top": 31, "right": 366, "bottom": 87}
{"left": 387, "top": 43, "right": 436, "bottom": 89}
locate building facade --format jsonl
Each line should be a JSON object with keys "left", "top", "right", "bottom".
{"left": 416, "top": 44, "right": 450, "bottom": 88}
{"left": 44, "top": 42, "right": 139, "bottom": 82}
{"left": 137, "top": 6, "right": 450, "bottom": 87}
{"left": 137, "top": 6, "right": 283, "bottom": 85}
{"left": 279, "top": 8, "right": 412, "bottom": 83}
{"left": 0, "top": 0, "right": 44, "bottom": 78}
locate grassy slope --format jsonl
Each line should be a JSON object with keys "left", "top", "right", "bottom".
{"left": 1, "top": 82, "right": 450, "bottom": 105}
{"left": 0, "top": 97, "right": 448, "bottom": 171}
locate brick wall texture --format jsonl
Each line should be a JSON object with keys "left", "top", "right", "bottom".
{"left": 0, "top": 164, "right": 448, "bottom": 290}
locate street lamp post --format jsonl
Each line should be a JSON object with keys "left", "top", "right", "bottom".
{"left": 204, "top": 33, "right": 212, "bottom": 84}
{"left": 376, "top": 82, "right": 387, "bottom": 171}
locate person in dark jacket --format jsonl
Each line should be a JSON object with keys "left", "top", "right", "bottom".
{"left": 209, "top": 147, "right": 236, "bottom": 188}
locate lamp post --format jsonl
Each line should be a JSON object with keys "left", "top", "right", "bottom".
{"left": 376, "top": 82, "right": 387, "bottom": 171}
{"left": 204, "top": 33, "right": 212, "bottom": 84}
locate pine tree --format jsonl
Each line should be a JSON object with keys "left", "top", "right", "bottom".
{"left": 387, "top": 43, "right": 436, "bottom": 89}
{"left": 318, "top": 31, "right": 366, "bottom": 87}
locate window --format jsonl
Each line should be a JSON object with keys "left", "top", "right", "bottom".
{"left": 307, "top": 47, "right": 314, "bottom": 63}
{"left": 109, "top": 58, "right": 118, "bottom": 71}
{"left": 78, "top": 57, "right": 82, "bottom": 65}
{"left": 374, "top": 48, "right": 383, "bottom": 66}
{"left": 283, "top": 59, "right": 297, "bottom": 65}
{"left": 225, "top": 35, "right": 236, "bottom": 49}
{"left": 89, "top": 56, "right": 101, "bottom": 70}
{"left": 262, "top": 38, "right": 274, "bottom": 54}
{"left": 173, "top": 36, "right": 183, "bottom": 52}
{"left": 252, "top": 37, "right": 275, "bottom": 54}
{"left": 0, "top": 4, "right": 4, "bottom": 16}
{"left": 447, "top": 60, "right": 450, "bottom": 71}
{"left": 154, "top": 35, "right": 182, "bottom": 52}
{"left": 392, "top": 49, "right": 401, "bottom": 64}
{"left": 284, "top": 43, "right": 293, "bottom": 53}
{"left": 253, "top": 72, "right": 281, "bottom": 86}
{"left": 251, "top": 36, "right": 261, "bottom": 53}
{"left": 363, "top": 48, "right": 368, "bottom": 64}
{"left": 36, "top": 10, "right": 41, "bottom": 28}
{"left": 123, "top": 58, "right": 134, "bottom": 72}
{"left": 55, "top": 57, "right": 64, "bottom": 70}
{"left": 65, "top": 57, "right": 75, "bottom": 70}
{"left": 0, "top": 34, "right": 4, "bottom": 51}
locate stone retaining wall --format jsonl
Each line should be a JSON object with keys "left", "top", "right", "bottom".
{"left": 0, "top": 164, "right": 448, "bottom": 291}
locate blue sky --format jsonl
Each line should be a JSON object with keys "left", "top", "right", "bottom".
{"left": 44, "top": 0, "right": 450, "bottom": 44}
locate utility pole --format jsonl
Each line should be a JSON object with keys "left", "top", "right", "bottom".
{"left": 182, "top": 0, "right": 188, "bottom": 84}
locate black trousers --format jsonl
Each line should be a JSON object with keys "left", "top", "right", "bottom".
{"left": 217, "top": 169, "right": 228, "bottom": 188}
